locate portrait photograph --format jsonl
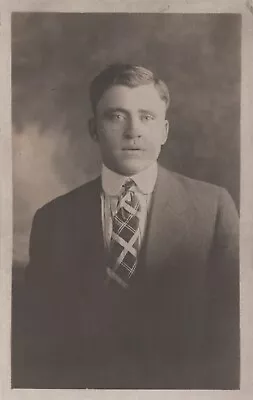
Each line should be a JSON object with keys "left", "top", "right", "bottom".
{"left": 11, "top": 12, "right": 241, "bottom": 390}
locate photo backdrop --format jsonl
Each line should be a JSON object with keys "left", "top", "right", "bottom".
{"left": 12, "top": 13, "right": 241, "bottom": 267}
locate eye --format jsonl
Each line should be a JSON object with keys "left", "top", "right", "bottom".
{"left": 110, "top": 113, "right": 126, "bottom": 121}
{"left": 141, "top": 114, "right": 155, "bottom": 122}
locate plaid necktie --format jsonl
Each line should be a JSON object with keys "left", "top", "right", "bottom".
{"left": 106, "top": 179, "right": 141, "bottom": 289}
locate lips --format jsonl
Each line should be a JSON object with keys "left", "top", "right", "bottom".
{"left": 123, "top": 147, "right": 143, "bottom": 151}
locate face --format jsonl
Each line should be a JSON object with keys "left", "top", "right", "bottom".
{"left": 89, "top": 83, "right": 169, "bottom": 176}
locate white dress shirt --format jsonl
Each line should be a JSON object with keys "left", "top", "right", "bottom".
{"left": 101, "top": 162, "right": 158, "bottom": 250}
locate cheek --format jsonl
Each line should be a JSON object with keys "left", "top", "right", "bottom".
{"left": 145, "top": 131, "right": 164, "bottom": 153}
{"left": 147, "top": 143, "right": 162, "bottom": 159}
{"left": 98, "top": 120, "right": 124, "bottom": 137}
{"left": 98, "top": 128, "right": 121, "bottom": 151}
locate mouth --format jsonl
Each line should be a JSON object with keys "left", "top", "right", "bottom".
{"left": 121, "top": 148, "right": 144, "bottom": 158}
{"left": 122, "top": 148, "right": 144, "bottom": 151}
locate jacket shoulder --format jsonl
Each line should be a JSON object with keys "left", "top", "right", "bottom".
{"left": 170, "top": 170, "right": 222, "bottom": 195}
{"left": 36, "top": 176, "right": 101, "bottom": 217}
{"left": 158, "top": 166, "right": 236, "bottom": 217}
{"left": 159, "top": 166, "right": 224, "bottom": 198}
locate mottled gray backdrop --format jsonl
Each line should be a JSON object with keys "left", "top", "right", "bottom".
{"left": 12, "top": 13, "right": 241, "bottom": 267}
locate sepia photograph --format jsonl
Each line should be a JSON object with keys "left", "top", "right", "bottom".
{"left": 11, "top": 12, "right": 241, "bottom": 390}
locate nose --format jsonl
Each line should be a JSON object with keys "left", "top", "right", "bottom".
{"left": 124, "top": 116, "right": 142, "bottom": 139}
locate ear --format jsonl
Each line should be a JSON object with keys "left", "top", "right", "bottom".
{"left": 88, "top": 117, "right": 99, "bottom": 142}
{"left": 161, "top": 119, "right": 169, "bottom": 145}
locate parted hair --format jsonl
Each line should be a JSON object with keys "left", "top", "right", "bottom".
{"left": 89, "top": 63, "right": 170, "bottom": 113}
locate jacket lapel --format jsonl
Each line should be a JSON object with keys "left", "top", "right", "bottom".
{"left": 75, "top": 177, "right": 107, "bottom": 284}
{"left": 144, "top": 166, "right": 190, "bottom": 278}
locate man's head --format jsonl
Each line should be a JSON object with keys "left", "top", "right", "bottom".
{"left": 89, "top": 63, "right": 170, "bottom": 176}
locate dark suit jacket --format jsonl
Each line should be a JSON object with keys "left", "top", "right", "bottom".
{"left": 21, "top": 166, "right": 239, "bottom": 389}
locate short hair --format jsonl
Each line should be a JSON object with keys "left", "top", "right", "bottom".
{"left": 89, "top": 63, "right": 170, "bottom": 114}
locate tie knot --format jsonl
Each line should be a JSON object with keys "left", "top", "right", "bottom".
{"left": 122, "top": 179, "right": 136, "bottom": 192}
{"left": 117, "top": 179, "right": 140, "bottom": 214}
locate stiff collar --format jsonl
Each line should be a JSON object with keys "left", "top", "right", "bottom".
{"left": 102, "top": 162, "right": 158, "bottom": 196}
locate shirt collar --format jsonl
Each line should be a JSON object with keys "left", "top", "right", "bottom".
{"left": 102, "top": 162, "right": 158, "bottom": 196}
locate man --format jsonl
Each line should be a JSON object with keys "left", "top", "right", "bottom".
{"left": 22, "top": 64, "right": 239, "bottom": 389}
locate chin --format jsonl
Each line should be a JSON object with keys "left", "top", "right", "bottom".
{"left": 115, "top": 160, "right": 150, "bottom": 176}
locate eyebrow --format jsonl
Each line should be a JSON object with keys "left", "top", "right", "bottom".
{"left": 103, "top": 107, "right": 157, "bottom": 116}
{"left": 138, "top": 109, "right": 157, "bottom": 116}
{"left": 103, "top": 107, "right": 128, "bottom": 115}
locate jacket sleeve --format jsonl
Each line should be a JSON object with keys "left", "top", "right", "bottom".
{"left": 23, "top": 207, "right": 59, "bottom": 387}
{"left": 26, "top": 207, "right": 54, "bottom": 316}
{"left": 206, "top": 188, "right": 240, "bottom": 389}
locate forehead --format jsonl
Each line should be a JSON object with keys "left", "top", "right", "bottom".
{"left": 96, "top": 84, "right": 166, "bottom": 114}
